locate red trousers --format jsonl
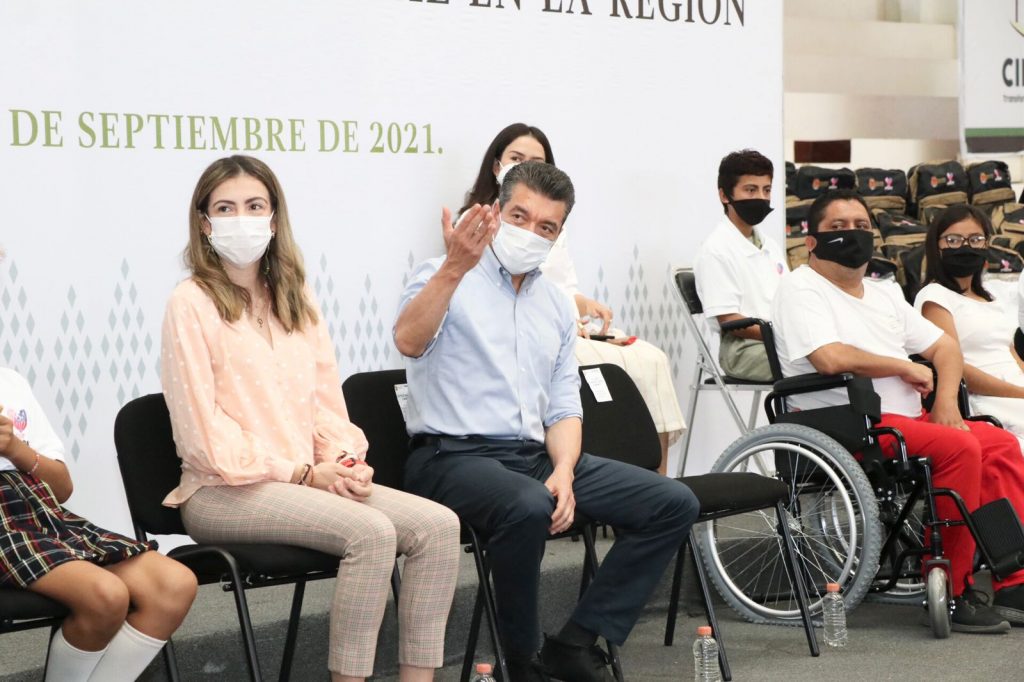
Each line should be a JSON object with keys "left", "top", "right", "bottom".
{"left": 877, "top": 412, "right": 1024, "bottom": 596}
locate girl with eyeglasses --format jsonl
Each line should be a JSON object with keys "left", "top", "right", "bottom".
{"left": 914, "top": 204, "right": 1024, "bottom": 444}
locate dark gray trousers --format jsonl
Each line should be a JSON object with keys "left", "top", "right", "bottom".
{"left": 404, "top": 436, "right": 699, "bottom": 656}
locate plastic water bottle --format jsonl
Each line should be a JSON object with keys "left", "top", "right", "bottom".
{"left": 692, "top": 625, "right": 721, "bottom": 682}
{"left": 471, "top": 662, "right": 496, "bottom": 682}
{"left": 822, "top": 582, "right": 848, "bottom": 647}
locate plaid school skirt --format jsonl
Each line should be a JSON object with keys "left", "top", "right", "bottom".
{"left": 0, "top": 470, "right": 155, "bottom": 588}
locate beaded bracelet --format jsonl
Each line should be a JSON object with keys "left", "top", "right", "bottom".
{"left": 26, "top": 452, "right": 40, "bottom": 476}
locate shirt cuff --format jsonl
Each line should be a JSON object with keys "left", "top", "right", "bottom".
{"left": 268, "top": 458, "right": 296, "bottom": 483}
{"left": 702, "top": 304, "right": 742, "bottom": 317}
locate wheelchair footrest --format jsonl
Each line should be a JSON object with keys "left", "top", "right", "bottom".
{"left": 970, "top": 499, "right": 1024, "bottom": 579}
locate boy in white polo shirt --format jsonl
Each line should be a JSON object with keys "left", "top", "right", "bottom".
{"left": 693, "top": 149, "right": 788, "bottom": 381}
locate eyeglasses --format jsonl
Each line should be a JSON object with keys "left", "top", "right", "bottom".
{"left": 941, "top": 234, "right": 987, "bottom": 248}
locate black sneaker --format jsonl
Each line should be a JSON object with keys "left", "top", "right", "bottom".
{"left": 993, "top": 584, "right": 1024, "bottom": 626}
{"left": 506, "top": 656, "right": 551, "bottom": 682}
{"left": 538, "top": 634, "right": 614, "bottom": 682}
{"left": 951, "top": 589, "right": 1010, "bottom": 634}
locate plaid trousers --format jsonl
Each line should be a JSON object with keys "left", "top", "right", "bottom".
{"left": 181, "top": 482, "right": 460, "bottom": 676}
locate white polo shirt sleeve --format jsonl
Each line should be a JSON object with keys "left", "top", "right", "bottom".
{"left": 694, "top": 250, "right": 744, "bottom": 318}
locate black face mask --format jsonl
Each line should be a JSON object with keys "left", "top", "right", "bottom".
{"left": 940, "top": 246, "right": 987, "bottom": 277}
{"left": 729, "top": 198, "right": 773, "bottom": 227}
{"left": 812, "top": 229, "right": 874, "bottom": 269}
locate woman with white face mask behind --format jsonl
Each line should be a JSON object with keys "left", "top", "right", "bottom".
{"left": 453, "top": 124, "right": 686, "bottom": 473}
{"left": 160, "top": 155, "right": 460, "bottom": 682}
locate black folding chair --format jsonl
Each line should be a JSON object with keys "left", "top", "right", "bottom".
{"left": 114, "top": 394, "right": 342, "bottom": 682}
{"left": 0, "top": 590, "right": 67, "bottom": 678}
{"left": 341, "top": 370, "right": 622, "bottom": 682}
{"left": 578, "top": 363, "right": 818, "bottom": 681}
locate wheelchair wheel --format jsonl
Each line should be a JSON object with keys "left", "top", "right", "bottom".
{"left": 697, "top": 423, "right": 882, "bottom": 625}
{"left": 926, "top": 566, "right": 951, "bottom": 639}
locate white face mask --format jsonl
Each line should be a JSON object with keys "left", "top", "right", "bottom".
{"left": 495, "top": 161, "right": 520, "bottom": 186}
{"left": 490, "top": 220, "right": 555, "bottom": 275}
{"left": 206, "top": 214, "right": 274, "bottom": 268}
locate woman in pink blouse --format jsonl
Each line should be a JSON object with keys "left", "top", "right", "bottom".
{"left": 160, "top": 156, "right": 460, "bottom": 682}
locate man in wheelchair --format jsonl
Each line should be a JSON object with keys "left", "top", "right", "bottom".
{"left": 771, "top": 189, "right": 1024, "bottom": 634}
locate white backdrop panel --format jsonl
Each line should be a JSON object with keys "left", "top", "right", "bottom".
{"left": 0, "top": 0, "right": 783, "bottom": 533}
{"left": 961, "top": 0, "right": 1024, "bottom": 154}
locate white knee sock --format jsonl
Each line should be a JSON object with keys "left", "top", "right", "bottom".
{"left": 45, "top": 627, "right": 105, "bottom": 682}
{"left": 87, "top": 622, "right": 166, "bottom": 682}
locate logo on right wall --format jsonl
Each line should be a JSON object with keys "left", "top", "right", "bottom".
{"left": 1014, "top": 0, "right": 1024, "bottom": 37}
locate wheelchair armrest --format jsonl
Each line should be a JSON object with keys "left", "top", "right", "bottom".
{"left": 719, "top": 316, "right": 765, "bottom": 334}
{"left": 718, "top": 316, "right": 784, "bottom": 383}
{"left": 967, "top": 414, "right": 1004, "bottom": 429}
{"left": 770, "top": 372, "right": 856, "bottom": 397}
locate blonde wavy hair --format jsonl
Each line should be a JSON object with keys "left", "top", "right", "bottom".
{"left": 185, "top": 155, "right": 317, "bottom": 333}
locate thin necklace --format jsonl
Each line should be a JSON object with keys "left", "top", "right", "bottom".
{"left": 253, "top": 288, "right": 271, "bottom": 329}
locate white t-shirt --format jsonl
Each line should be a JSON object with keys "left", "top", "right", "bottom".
{"left": 0, "top": 367, "right": 65, "bottom": 471}
{"left": 693, "top": 217, "right": 788, "bottom": 331}
{"left": 539, "top": 231, "right": 580, "bottom": 300}
{"left": 772, "top": 265, "right": 943, "bottom": 417}
{"left": 915, "top": 282, "right": 1023, "bottom": 385}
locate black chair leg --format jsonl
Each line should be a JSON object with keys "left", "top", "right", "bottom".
{"left": 279, "top": 580, "right": 307, "bottom": 682}
{"left": 689, "top": 532, "right": 732, "bottom": 682}
{"left": 582, "top": 526, "right": 624, "bottom": 682}
{"left": 579, "top": 529, "right": 594, "bottom": 599}
{"left": 464, "top": 532, "right": 509, "bottom": 682}
{"left": 462, "top": 582, "right": 485, "bottom": 682}
{"left": 664, "top": 542, "right": 687, "bottom": 646}
{"left": 162, "top": 638, "right": 181, "bottom": 682}
{"left": 777, "top": 501, "right": 820, "bottom": 657}
{"left": 222, "top": 557, "right": 263, "bottom": 682}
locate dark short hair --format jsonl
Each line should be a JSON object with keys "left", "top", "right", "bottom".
{"left": 717, "top": 150, "right": 774, "bottom": 214}
{"left": 499, "top": 161, "right": 575, "bottom": 222}
{"left": 806, "top": 189, "right": 870, "bottom": 234}
{"left": 923, "top": 204, "right": 993, "bottom": 301}
{"left": 460, "top": 123, "right": 555, "bottom": 215}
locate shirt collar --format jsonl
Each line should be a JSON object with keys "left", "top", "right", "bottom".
{"left": 715, "top": 217, "right": 763, "bottom": 256}
{"left": 479, "top": 244, "right": 543, "bottom": 292}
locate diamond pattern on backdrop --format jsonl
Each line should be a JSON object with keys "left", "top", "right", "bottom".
{"left": 315, "top": 253, "right": 398, "bottom": 375}
{"left": 49, "top": 286, "right": 98, "bottom": 461}
{"left": 593, "top": 246, "right": 688, "bottom": 381}
{"left": 401, "top": 250, "right": 417, "bottom": 288}
{"left": 590, "top": 265, "right": 611, "bottom": 310}
{"left": 314, "top": 253, "right": 347, "bottom": 370}
{"left": 101, "top": 260, "right": 156, "bottom": 408}
{"left": 350, "top": 274, "right": 390, "bottom": 372}
{"left": 0, "top": 260, "right": 44, "bottom": 385}
{"left": 657, "top": 264, "right": 689, "bottom": 380}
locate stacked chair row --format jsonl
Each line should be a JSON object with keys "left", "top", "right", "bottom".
{"left": 784, "top": 160, "right": 1024, "bottom": 301}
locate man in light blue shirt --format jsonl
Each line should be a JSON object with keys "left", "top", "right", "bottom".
{"left": 395, "top": 162, "right": 698, "bottom": 682}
